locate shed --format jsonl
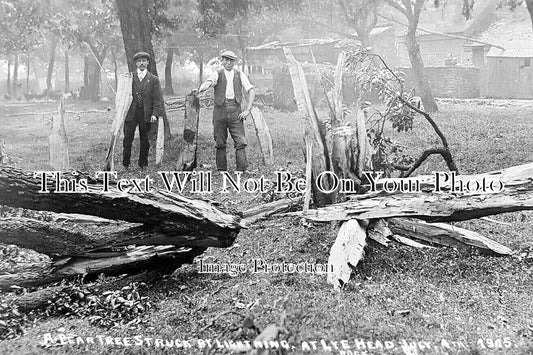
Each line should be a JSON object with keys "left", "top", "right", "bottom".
{"left": 483, "top": 40, "right": 533, "bottom": 99}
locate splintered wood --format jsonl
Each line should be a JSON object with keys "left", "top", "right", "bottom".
{"left": 104, "top": 73, "right": 133, "bottom": 171}
{"left": 49, "top": 100, "right": 69, "bottom": 170}
{"left": 0, "top": 166, "right": 243, "bottom": 288}
{"left": 292, "top": 163, "right": 533, "bottom": 223}
{"left": 176, "top": 91, "right": 201, "bottom": 171}
{"left": 155, "top": 116, "right": 165, "bottom": 164}
{"left": 284, "top": 47, "right": 332, "bottom": 207}
{"left": 327, "top": 220, "right": 367, "bottom": 289}
{"left": 250, "top": 107, "right": 274, "bottom": 165}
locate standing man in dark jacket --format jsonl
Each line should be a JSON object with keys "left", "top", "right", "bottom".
{"left": 123, "top": 51, "right": 164, "bottom": 170}
{"left": 197, "top": 50, "right": 255, "bottom": 172}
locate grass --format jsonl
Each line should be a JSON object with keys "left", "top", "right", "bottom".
{"left": 0, "top": 98, "right": 533, "bottom": 354}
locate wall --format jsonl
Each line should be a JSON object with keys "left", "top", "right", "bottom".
{"left": 399, "top": 66, "right": 481, "bottom": 98}
{"left": 396, "top": 36, "right": 472, "bottom": 67}
{"left": 483, "top": 57, "right": 533, "bottom": 99}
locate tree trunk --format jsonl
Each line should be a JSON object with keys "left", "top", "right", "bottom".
{"left": 115, "top": 0, "right": 158, "bottom": 76}
{"left": 164, "top": 47, "right": 174, "bottom": 95}
{"left": 293, "top": 163, "right": 533, "bottom": 222}
{"left": 405, "top": 26, "right": 438, "bottom": 113}
{"left": 64, "top": 47, "right": 70, "bottom": 93}
{"left": 0, "top": 245, "right": 205, "bottom": 290}
{"left": 527, "top": 0, "right": 533, "bottom": 29}
{"left": 198, "top": 59, "right": 204, "bottom": 85}
{"left": 47, "top": 37, "right": 59, "bottom": 95}
{"left": 176, "top": 92, "right": 201, "bottom": 171}
{"left": 26, "top": 55, "right": 30, "bottom": 95}
{"left": 83, "top": 55, "right": 89, "bottom": 87}
{"left": 87, "top": 48, "right": 107, "bottom": 102}
{"left": 0, "top": 166, "right": 243, "bottom": 240}
{"left": 112, "top": 49, "right": 118, "bottom": 91}
{"left": 12, "top": 54, "right": 18, "bottom": 98}
{"left": 6, "top": 57, "right": 11, "bottom": 97}
{"left": 284, "top": 48, "right": 333, "bottom": 207}
{"left": 89, "top": 58, "right": 101, "bottom": 102}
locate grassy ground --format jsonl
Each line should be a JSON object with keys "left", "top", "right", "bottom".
{"left": 0, "top": 98, "right": 533, "bottom": 355}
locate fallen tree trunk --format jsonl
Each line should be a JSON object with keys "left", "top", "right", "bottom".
{"left": 291, "top": 163, "right": 533, "bottom": 223}
{"left": 0, "top": 167, "right": 242, "bottom": 240}
{"left": 388, "top": 218, "right": 513, "bottom": 255}
{"left": 0, "top": 217, "right": 235, "bottom": 259}
{"left": 0, "top": 166, "right": 242, "bottom": 288}
{"left": 0, "top": 246, "right": 205, "bottom": 290}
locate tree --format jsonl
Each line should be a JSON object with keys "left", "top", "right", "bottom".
{"left": 115, "top": 0, "right": 158, "bottom": 75}
{"left": 463, "top": 0, "right": 533, "bottom": 28}
{"left": 0, "top": 0, "right": 45, "bottom": 96}
{"left": 382, "top": 0, "right": 439, "bottom": 113}
{"left": 337, "top": 0, "right": 380, "bottom": 48}
{"left": 151, "top": 0, "right": 183, "bottom": 95}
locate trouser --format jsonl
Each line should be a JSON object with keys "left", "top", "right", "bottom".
{"left": 213, "top": 99, "right": 247, "bottom": 171}
{"left": 123, "top": 106, "right": 151, "bottom": 167}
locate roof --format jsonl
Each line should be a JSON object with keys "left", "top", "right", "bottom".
{"left": 486, "top": 40, "right": 533, "bottom": 57}
{"left": 247, "top": 38, "right": 340, "bottom": 51}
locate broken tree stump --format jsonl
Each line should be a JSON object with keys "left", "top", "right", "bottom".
{"left": 104, "top": 73, "right": 133, "bottom": 171}
{"left": 284, "top": 47, "right": 332, "bottom": 207}
{"left": 176, "top": 91, "right": 201, "bottom": 171}
{"left": 250, "top": 107, "right": 274, "bottom": 166}
{"left": 49, "top": 100, "right": 69, "bottom": 170}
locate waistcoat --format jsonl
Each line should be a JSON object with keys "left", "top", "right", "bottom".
{"left": 214, "top": 69, "right": 242, "bottom": 106}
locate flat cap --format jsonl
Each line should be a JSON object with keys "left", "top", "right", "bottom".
{"left": 220, "top": 50, "right": 238, "bottom": 61}
{"left": 133, "top": 51, "right": 150, "bottom": 61}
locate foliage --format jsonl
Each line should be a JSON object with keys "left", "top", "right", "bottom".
{"left": 345, "top": 48, "right": 417, "bottom": 176}
{"left": 0, "top": 0, "right": 46, "bottom": 55}
{"left": 0, "top": 279, "right": 153, "bottom": 340}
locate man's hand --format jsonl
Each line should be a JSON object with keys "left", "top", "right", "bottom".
{"left": 150, "top": 115, "right": 158, "bottom": 123}
{"left": 239, "top": 109, "right": 251, "bottom": 120}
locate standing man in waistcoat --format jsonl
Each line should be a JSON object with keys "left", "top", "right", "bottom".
{"left": 198, "top": 50, "right": 255, "bottom": 172}
{"left": 123, "top": 51, "right": 164, "bottom": 170}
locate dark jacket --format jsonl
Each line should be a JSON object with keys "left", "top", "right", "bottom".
{"left": 214, "top": 69, "right": 243, "bottom": 107}
{"left": 126, "top": 71, "right": 164, "bottom": 122}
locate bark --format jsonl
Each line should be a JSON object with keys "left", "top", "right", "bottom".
{"left": 176, "top": 92, "right": 201, "bottom": 171}
{"left": 0, "top": 246, "right": 205, "bottom": 290}
{"left": 49, "top": 100, "right": 70, "bottom": 170}
{"left": 250, "top": 107, "right": 274, "bottom": 166}
{"left": 405, "top": 25, "right": 438, "bottom": 113}
{"left": 115, "top": 0, "right": 158, "bottom": 76}
{"left": 241, "top": 196, "right": 304, "bottom": 225}
{"left": 0, "top": 166, "right": 243, "bottom": 240}
{"left": 6, "top": 57, "right": 11, "bottom": 97}
{"left": 26, "top": 55, "right": 30, "bottom": 94}
{"left": 87, "top": 46, "right": 107, "bottom": 102}
{"left": 388, "top": 218, "right": 512, "bottom": 255}
{"left": 0, "top": 217, "right": 230, "bottom": 257}
{"left": 291, "top": 163, "right": 533, "bottom": 223}
{"left": 112, "top": 49, "right": 118, "bottom": 92}
{"left": 47, "top": 38, "right": 59, "bottom": 94}
{"left": 12, "top": 54, "right": 18, "bottom": 97}
{"left": 527, "top": 0, "right": 533, "bottom": 29}
{"left": 83, "top": 55, "right": 89, "bottom": 87}
{"left": 198, "top": 59, "right": 204, "bottom": 85}
{"left": 164, "top": 47, "right": 174, "bottom": 95}
{"left": 64, "top": 47, "right": 70, "bottom": 93}
{"left": 284, "top": 47, "right": 333, "bottom": 207}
